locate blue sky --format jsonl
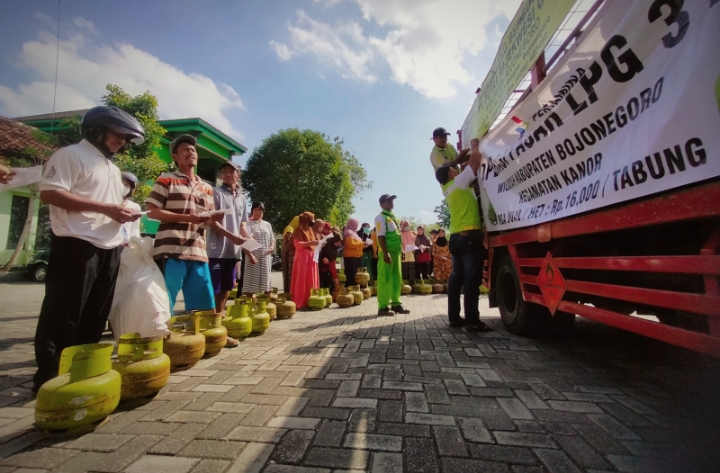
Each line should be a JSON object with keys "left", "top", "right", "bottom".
{"left": 0, "top": 0, "right": 520, "bottom": 226}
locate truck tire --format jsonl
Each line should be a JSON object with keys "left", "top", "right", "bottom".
{"left": 496, "top": 255, "right": 546, "bottom": 337}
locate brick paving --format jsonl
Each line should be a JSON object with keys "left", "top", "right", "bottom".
{"left": 0, "top": 280, "right": 719, "bottom": 472}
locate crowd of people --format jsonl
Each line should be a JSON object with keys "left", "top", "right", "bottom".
{"left": 27, "top": 104, "right": 491, "bottom": 392}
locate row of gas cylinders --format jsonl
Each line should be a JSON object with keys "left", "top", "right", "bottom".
{"left": 33, "top": 292, "right": 297, "bottom": 437}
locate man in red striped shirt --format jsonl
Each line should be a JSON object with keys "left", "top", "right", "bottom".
{"left": 147, "top": 135, "right": 223, "bottom": 312}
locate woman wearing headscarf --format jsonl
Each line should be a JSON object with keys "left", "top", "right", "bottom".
{"left": 359, "top": 222, "right": 374, "bottom": 282}
{"left": 432, "top": 229, "right": 452, "bottom": 281}
{"left": 242, "top": 202, "right": 274, "bottom": 294}
{"left": 415, "top": 225, "right": 433, "bottom": 280}
{"left": 290, "top": 211, "right": 320, "bottom": 309}
{"left": 282, "top": 216, "right": 300, "bottom": 292}
{"left": 400, "top": 220, "right": 416, "bottom": 282}
{"left": 343, "top": 218, "right": 365, "bottom": 287}
{"left": 319, "top": 223, "right": 342, "bottom": 292}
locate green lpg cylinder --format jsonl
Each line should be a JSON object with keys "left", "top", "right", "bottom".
{"left": 250, "top": 301, "right": 271, "bottom": 335}
{"left": 308, "top": 288, "right": 326, "bottom": 311}
{"left": 198, "top": 310, "right": 228, "bottom": 357}
{"left": 164, "top": 314, "right": 205, "bottom": 370}
{"left": 418, "top": 279, "right": 432, "bottom": 295}
{"left": 321, "top": 287, "right": 333, "bottom": 307}
{"left": 35, "top": 343, "right": 121, "bottom": 436}
{"left": 257, "top": 293, "right": 277, "bottom": 321}
{"left": 277, "top": 293, "right": 296, "bottom": 319}
{"left": 351, "top": 285, "right": 363, "bottom": 306}
{"left": 223, "top": 300, "right": 253, "bottom": 340}
{"left": 113, "top": 334, "right": 170, "bottom": 405}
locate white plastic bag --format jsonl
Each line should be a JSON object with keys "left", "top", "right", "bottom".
{"left": 109, "top": 236, "right": 171, "bottom": 342}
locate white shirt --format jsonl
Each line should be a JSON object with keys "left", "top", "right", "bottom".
{"left": 374, "top": 212, "right": 398, "bottom": 237}
{"left": 121, "top": 200, "right": 142, "bottom": 244}
{"left": 40, "top": 139, "right": 125, "bottom": 249}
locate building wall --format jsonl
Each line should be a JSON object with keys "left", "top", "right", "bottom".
{"left": 0, "top": 187, "right": 40, "bottom": 268}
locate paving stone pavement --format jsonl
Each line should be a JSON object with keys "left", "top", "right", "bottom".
{"left": 0, "top": 281, "right": 719, "bottom": 472}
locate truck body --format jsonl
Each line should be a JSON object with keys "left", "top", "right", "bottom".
{"left": 461, "top": 0, "right": 720, "bottom": 356}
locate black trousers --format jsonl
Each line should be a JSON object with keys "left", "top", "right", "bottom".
{"left": 448, "top": 232, "right": 485, "bottom": 325}
{"left": 34, "top": 235, "right": 122, "bottom": 389}
{"left": 416, "top": 261, "right": 431, "bottom": 280}
{"left": 343, "top": 257, "right": 360, "bottom": 287}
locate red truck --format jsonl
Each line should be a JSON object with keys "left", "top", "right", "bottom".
{"left": 461, "top": 0, "right": 720, "bottom": 356}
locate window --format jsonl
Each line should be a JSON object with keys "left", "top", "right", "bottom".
{"left": 34, "top": 203, "right": 52, "bottom": 250}
{"left": 6, "top": 195, "right": 30, "bottom": 250}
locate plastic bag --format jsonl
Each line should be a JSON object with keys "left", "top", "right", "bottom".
{"left": 109, "top": 236, "right": 171, "bottom": 342}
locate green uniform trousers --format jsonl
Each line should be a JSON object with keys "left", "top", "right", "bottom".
{"left": 377, "top": 250, "right": 402, "bottom": 309}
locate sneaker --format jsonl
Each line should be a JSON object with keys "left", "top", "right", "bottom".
{"left": 448, "top": 319, "right": 466, "bottom": 328}
{"left": 378, "top": 308, "right": 395, "bottom": 316}
{"left": 465, "top": 323, "right": 493, "bottom": 332}
{"left": 392, "top": 305, "right": 410, "bottom": 314}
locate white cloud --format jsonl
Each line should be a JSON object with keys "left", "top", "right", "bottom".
{"left": 0, "top": 17, "right": 245, "bottom": 139}
{"left": 270, "top": 40, "right": 294, "bottom": 61}
{"left": 271, "top": 0, "right": 521, "bottom": 99}
{"left": 73, "top": 17, "right": 97, "bottom": 34}
{"left": 273, "top": 11, "right": 378, "bottom": 83}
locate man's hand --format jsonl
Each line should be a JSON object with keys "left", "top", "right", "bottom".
{"left": 186, "top": 213, "right": 204, "bottom": 225}
{"left": 230, "top": 234, "right": 246, "bottom": 245}
{"left": 383, "top": 253, "right": 392, "bottom": 264}
{"left": 103, "top": 204, "right": 139, "bottom": 223}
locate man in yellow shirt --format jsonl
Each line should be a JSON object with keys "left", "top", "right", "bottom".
{"left": 429, "top": 127, "right": 470, "bottom": 170}
{"left": 435, "top": 138, "right": 492, "bottom": 332}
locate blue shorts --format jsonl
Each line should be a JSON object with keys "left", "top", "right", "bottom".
{"left": 158, "top": 258, "right": 215, "bottom": 312}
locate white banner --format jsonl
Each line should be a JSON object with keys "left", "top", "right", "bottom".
{"left": 476, "top": 0, "right": 720, "bottom": 232}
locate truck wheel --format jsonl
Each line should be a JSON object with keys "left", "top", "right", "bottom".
{"left": 496, "top": 255, "right": 546, "bottom": 337}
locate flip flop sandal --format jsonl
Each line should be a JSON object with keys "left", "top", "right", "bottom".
{"left": 225, "top": 337, "right": 240, "bottom": 348}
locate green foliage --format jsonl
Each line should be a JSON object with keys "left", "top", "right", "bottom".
{"left": 101, "top": 84, "right": 171, "bottom": 207}
{"left": 242, "top": 129, "right": 371, "bottom": 231}
{"left": 434, "top": 199, "right": 451, "bottom": 229}
{"left": 52, "top": 117, "right": 82, "bottom": 146}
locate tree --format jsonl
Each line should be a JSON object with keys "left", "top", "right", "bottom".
{"left": 242, "top": 129, "right": 371, "bottom": 231}
{"left": 0, "top": 129, "right": 58, "bottom": 275}
{"left": 434, "top": 199, "right": 450, "bottom": 229}
{"left": 101, "top": 85, "right": 169, "bottom": 207}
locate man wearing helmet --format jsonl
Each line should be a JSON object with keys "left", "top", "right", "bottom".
{"left": 33, "top": 106, "right": 146, "bottom": 393}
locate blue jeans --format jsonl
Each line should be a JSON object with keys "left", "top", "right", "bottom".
{"left": 448, "top": 232, "right": 485, "bottom": 324}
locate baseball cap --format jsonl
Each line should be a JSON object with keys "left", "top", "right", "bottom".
{"left": 169, "top": 134, "right": 197, "bottom": 154}
{"left": 379, "top": 194, "right": 397, "bottom": 204}
{"left": 220, "top": 160, "right": 241, "bottom": 172}
{"left": 432, "top": 127, "right": 451, "bottom": 138}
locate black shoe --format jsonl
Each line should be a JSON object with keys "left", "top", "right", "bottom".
{"left": 378, "top": 308, "right": 395, "bottom": 316}
{"left": 449, "top": 319, "right": 466, "bottom": 328}
{"left": 392, "top": 305, "right": 410, "bottom": 314}
{"left": 465, "top": 322, "right": 493, "bottom": 332}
